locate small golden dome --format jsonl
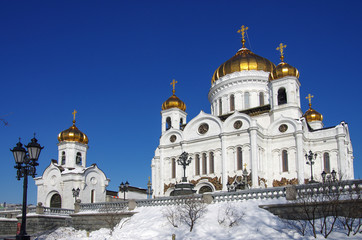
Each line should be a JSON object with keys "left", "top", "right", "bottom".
{"left": 211, "top": 48, "right": 276, "bottom": 84}
{"left": 58, "top": 110, "right": 88, "bottom": 144}
{"left": 269, "top": 62, "right": 299, "bottom": 81}
{"left": 269, "top": 43, "right": 299, "bottom": 81}
{"left": 303, "top": 107, "right": 323, "bottom": 122}
{"left": 162, "top": 94, "right": 186, "bottom": 111}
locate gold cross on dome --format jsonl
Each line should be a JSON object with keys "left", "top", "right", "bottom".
{"left": 244, "top": 163, "right": 247, "bottom": 169}
{"left": 306, "top": 94, "right": 314, "bottom": 107}
{"left": 276, "top": 43, "right": 287, "bottom": 62}
{"left": 237, "top": 25, "right": 248, "bottom": 47}
{"left": 72, "top": 110, "right": 77, "bottom": 122}
{"left": 170, "top": 79, "right": 178, "bottom": 94}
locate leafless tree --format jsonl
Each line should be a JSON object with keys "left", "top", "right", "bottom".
{"left": 163, "top": 206, "right": 181, "bottom": 228}
{"left": 217, "top": 203, "right": 245, "bottom": 227}
{"left": 98, "top": 204, "right": 130, "bottom": 236}
{"left": 177, "top": 197, "right": 207, "bottom": 232}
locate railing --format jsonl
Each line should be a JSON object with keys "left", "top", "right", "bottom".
{"left": 295, "top": 179, "right": 361, "bottom": 197}
{"left": 136, "top": 195, "right": 203, "bottom": 207}
{"left": 43, "top": 207, "right": 74, "bottom": 215}
{"left": 80, "top": 201, "right": 128, "bottom": 212}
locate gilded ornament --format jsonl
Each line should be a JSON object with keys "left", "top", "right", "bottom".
{"left": 162, "top": 79, "right": 186, "bottom": 111}
{"left": 58, "top": 110, "right": 88, "bottom": 144}
{"left": 190, "top": 176, "right": 222, "bottom": 190}
{"left": 272, "top": 177, "right": 298, "bottom": 187}
{"left": 269, "top": 43, "right": 299, "bottom": 81}
{"left": 303, "top": 94, "right": 323, "bottom": 122}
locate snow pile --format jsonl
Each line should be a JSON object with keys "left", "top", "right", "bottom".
{"left": 36, "top": 199, "right": 361, "bottom": 240}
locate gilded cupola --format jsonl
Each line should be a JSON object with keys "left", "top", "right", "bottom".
{"left": 211, "top": 26, "right": 275, "bottom": 84}
{"left": 269, "top": 43, "right": 299, "bottom": 81}
{"left": 58, "top": 110, "right": 89, "bottom": 144}
{"left": 303, "top": 94, "right": 323, "bottom": 122}
{"left": 162, "top": 79, "right": 186, "bottom": 111}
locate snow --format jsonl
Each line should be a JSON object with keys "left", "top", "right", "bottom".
{"left": 36, "top": 199, "right": 361, "bottom": 240}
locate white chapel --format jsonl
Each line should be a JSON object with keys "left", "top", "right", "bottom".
{"left": 151, "top": 27, "right": 354, "bottom": 197}
{"left": 34, "top": 111, "right": 109, "bottom": 209}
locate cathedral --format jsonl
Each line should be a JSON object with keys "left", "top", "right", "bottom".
{"left": 151, "top": 27, "right": 354, "bottom": 197}
{"left": 34, "top": 111, "right": 110, "bottom": 209}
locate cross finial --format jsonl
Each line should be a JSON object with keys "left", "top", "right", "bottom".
{"left": 170, "top": 79, "right": 178, "bottom": 94}
{"left": 306, "top": 94, "right": 314, "bottom": 108}
{"left": 243, "top": 163, "right": 247, "bottom": 169}
{"left": 72, "top": 110, "right": 77, "bottom": 124}
{"left": 237, "top": 25, "right": 249, "bottom": 48}
{"left": 276, "top": 43, "right": 287, "bottom": 62}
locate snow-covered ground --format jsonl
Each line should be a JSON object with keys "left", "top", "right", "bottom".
{"left": 36, "top": 199, "right": 361, "bottom": 240}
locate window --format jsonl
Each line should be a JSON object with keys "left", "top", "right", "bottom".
{"left": 278, "top": 88, "right": 287, "bottom": 105}
{"left": 230, "top": 94, "right": 235, "bottom": 111}
{"left": 259, "top": 92, "right": 264, "bottom": 106}
{"left": 166, "top": 117, "right": 171, "bottom": 130}
{"left": 91, "top": 189, "right": 95, "bottom": 203}
{"left": 244, "top": 92, "right": 250, "bottom": 109}
{"left": 237, "top": 147, "right": 243, "bottom": 170}
{"left": 202, "top": 153, "right": 207, "bottom": 175}
{"left": 195, "top": 154, "right": 200, "bottom": 175}
{"left": 209, "top": 152, "right": 214, "bottom": 174}
{"left": 50, "top": 194, "right": 61, "bottom": 208}
{"left": 199, "top": 186, "right": 212, "bottom": 194}
{"left": 61, "top": 151, "right": 66, "bottom": 165}
{"left": 172, "top": 158, "right": 176, "bottom": 178}
{"left": 180, "top": 118, "right": 183, "bottom": 129}
{"left": 324, "top": 152, "right": 330, "bottom": 173}
{"left": 282, "top": 150, "right": 288, "bottom": 172}
{"left": 219, "top": 98, "right": 222, "bottom": 115}
{"left": 76, "top": 152, "right": 82, "bottom": 165}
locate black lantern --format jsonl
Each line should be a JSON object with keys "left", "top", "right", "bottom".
{"left": 305, "top": 150, "right": 317, "bottom": 183}
{"left": 72, "top": 188, "right": 80, "bottom": 200}
{"left": 119, "top": 181, "right": 129, "bottom": 201}
{"left": 10, "top": 136, "right": 43, "bottom": 240}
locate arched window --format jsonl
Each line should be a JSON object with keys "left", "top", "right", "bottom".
{"left": 195, "top": 154, "right": 200, "bottom": 175}
{"left": 166, "top": 117, "right": 171, "bottom": 130}
{"left": 259, "top": 92, "right": 264, "bottom": 106}
{"left": 91, "top": 189, "right": 95, "bottom": 203}
{"left": 244, "top": 92, "right": 250, "bottom": 109}
{"left": 180, "top": 118, "right": 183, "bottom": 129}
{"left": 76, "top": 152, "right": 82, "bottom": 165}
{"left": 61, "top": 151, "right": 66, "bottom": 165}
{"left": 202, "top": 153, "right": 207, "bottom": 175}
{"left": 323, "top": 152, "right": 330, "bottom": 173}
{"left": 278, "top": 88, "right": 287, "bottom": 105}
{"left": 199, "top": 186, "right": 213, "bottom": 194}
{"left": 282, "top": 150, "right": 288, "bottom": 172}
{"left": 209, "top": 152, "right": 214, "bottom": 174}
{"left": 230, "top": 94, "right": 235, "bottom": 111}
{"left": 172, "top": 158, "right": 176, "bottom": 178}
{"left": 237, "top": 147, "right": 243, "bottom": 170}
{"left": 219, "top": 98, "right": 222, "bottom": 115}
{"left": 50, "top": 194, "right": 61, "bottom": 208}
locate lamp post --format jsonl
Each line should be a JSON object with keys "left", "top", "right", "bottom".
{"left": 305, "top": 150, "right": 317, "bottom": 183}
{"left": 119, "top": 181, "right": 129, "bottom": 201}
{"left": 147, "top": 177, "right": 153, "bottom": 199}
{"left": 10, "top": 136, "right": 43, "bottom": 240}
{"left": 321, "top": 170, "right": 337, "bottom": 183}
{"left": 72, "top": 188, "right": 80, "bottom": 201}
{"left": 177, "top": 152, "right": 192, "bottom": 182}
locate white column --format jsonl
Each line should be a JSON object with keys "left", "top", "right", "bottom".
{"left": 249, "top": 125, "right": 258, "bottom": 187}
{"left": 336, "top": 126, "right": 346, "bottom": 178}
{"left": 220, "top": 135, "right": 227, "bottom": 191}
{"left": 295, "top": 130, "right": 304, "bottom": 184}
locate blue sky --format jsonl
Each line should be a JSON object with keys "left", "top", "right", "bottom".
{"left": 1, "top": 1, "right": 361, "bottom": 204}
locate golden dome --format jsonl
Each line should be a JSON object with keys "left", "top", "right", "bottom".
{"left": 58, "top": 110, "right": 88, "bottom": 144}
{"left": 211, "top": 48, "right": 276, "bottom": 84}
{"left": 303, "top": 107, "right": 323, "bottom": 122}
{"left": 269, "top": 43, "right": 299, "bottom": 81}
{"left": 162, "top": 93, "right": 186, "bottom": 111}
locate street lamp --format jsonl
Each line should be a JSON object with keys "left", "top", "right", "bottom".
{"left": 177, "top": 152, "right": 192, "bottom": 182}
{"left": 147, "top": 177, "right": 153, "bottom": 199}
{"left": 10, "top": 136, "right": 43, "bottom": 240}
{"left": 321, "top": 170, "right": 337, "bottom": 183}
{"left": 72, "top": 188, "right": 80, "bottom": 201}
{"left": 305, "top": 150, "right": 317, "bottom": 183}
{"left": 119, "top": 181, "right": 129, "bottom": 201}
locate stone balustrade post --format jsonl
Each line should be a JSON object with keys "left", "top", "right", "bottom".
{"left": 74, "top": 199, "right": 81, "bottom": 213}
{"left": 36, "top": 202, "right": 44, "bottom": 214}
{"left": 202, "top": 193, "right": 213, "bottom": 204}
{"left": 128, "top": 199, "right": 137, "bottom": 211}
{"left": 285, "top": 185, "right": 297, "bottom": 200}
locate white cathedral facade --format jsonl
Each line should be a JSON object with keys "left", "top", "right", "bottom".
{"left": 151, "top": 32, "right": 354, "bottom": 197}
{"left": 34, "top": 113, "right": 109, "bottom": 209}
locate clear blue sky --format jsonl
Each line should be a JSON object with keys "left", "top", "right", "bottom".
{"left": 1, "top": 1, "right": 361, "bottom": 204}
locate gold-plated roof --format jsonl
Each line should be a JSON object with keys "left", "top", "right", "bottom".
{"left": 269, "top": 43, "right": 299, "bottom": 81}
{"left": 58, "top": 110, "right": 89, "bottom": 144}
{"left": 161, "top": 79, "right": 186, "bottom": 111}
{"left": 303, "top": 94, "right": 323, "bottom": 122}
{"left": 211, "top": 26, "right": 275, "bottom": 84}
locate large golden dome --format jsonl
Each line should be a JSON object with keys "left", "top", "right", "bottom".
{"left": 58, "top": 111, "right": 88, "bottom": 144}
{"left": 211, "top": 48, "right": 276, "bottom": 84}
{"left": 162, "top": 93, "right": 186, "bottom": 111}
